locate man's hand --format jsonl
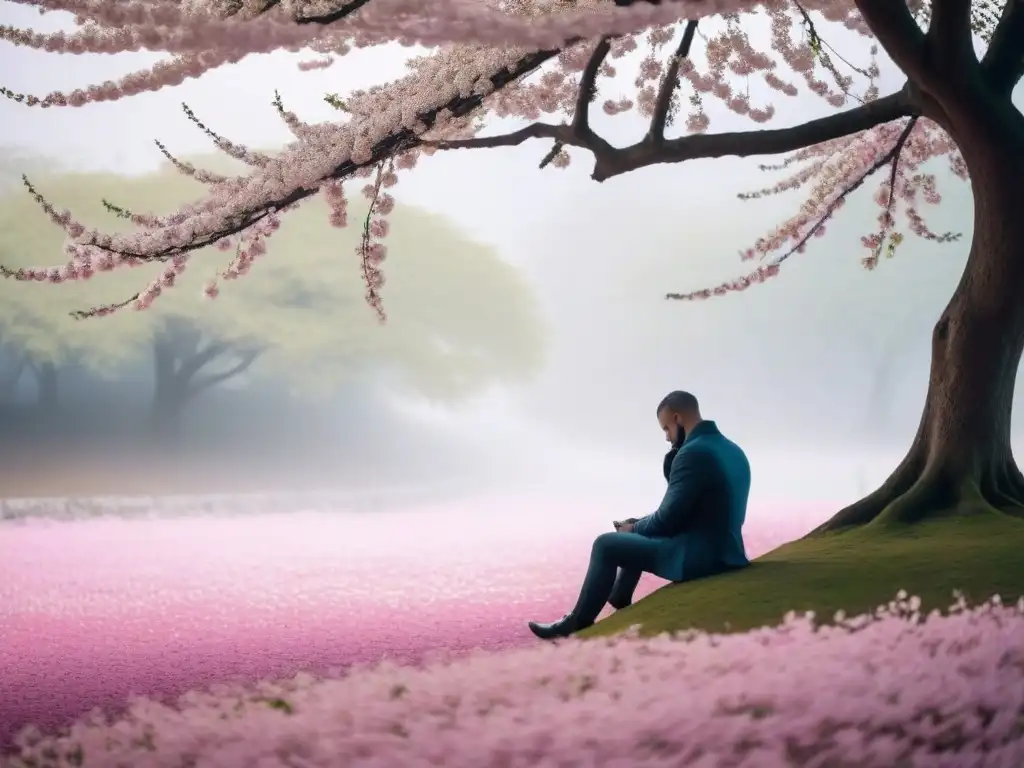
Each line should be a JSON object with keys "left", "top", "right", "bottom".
{"left": 614, "top": 518, "right": 638, "bottom": 533}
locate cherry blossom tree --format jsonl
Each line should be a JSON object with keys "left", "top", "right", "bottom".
{"left": 0, "top": 0, "right": 1021, "bottom": 531}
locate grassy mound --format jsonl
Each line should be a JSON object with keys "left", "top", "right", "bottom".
{"left": 583, "top": 506, "right": 1024, "bottom": 637}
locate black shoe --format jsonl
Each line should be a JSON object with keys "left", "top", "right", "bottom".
{"left": 608, "top": 596, "right": 632, "bottom": 611}
{"left": 528, "top": 614, "right": 592, "bottom": 640}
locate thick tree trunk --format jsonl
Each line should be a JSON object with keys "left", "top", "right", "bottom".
{"left": 0, "top": 352, "right": 26, "bottom": 401}
{"left": 148, "top": 325, "right": 260, "bottom": 442}
{"left": 150, "top": 339, "right": 187, "bottom": 441}
{"left": 35, "top": 362, "right": 59, "bottom": 412}
{"left": 151, "top": 383, "right": 188, "bottom": 437}
{"left": 816, "top": 94, "right": 1024, "bottom": 532}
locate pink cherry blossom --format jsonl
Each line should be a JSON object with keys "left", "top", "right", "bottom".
{"left": 0, "top": 0, "right": 980, "bottom": 318}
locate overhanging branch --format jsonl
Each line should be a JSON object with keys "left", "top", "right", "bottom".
{"left": 427, "top": 39, "right": 620, "bottom": 164}
{"left": 428, "top": 123, "right": 579, "bottom": 152}
{"left": 87, "top": 47, "right": 563, "bottom": 263}
{"left": 428, "top": 89, "right": 913, "bottom": 182}
{"left": 777, "top": 117, "right": 918, "bottom": 267}
{"left": 981, "top": 0, "right": 1024, "bottom": 97}
{"left": 665, "top": 117, "right": 920, "bottom": 302}
{"left": 572, "top": 37, "right": 613, "bottom": 140}
{"left": 627, "top": 89, "right": 912, "bottom": 174}
{"left": 647, "top": 20, "right": 699, "bottom": 145}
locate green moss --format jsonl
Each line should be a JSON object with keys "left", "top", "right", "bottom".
{"left": 581, "top": 508, "right": 1024, "bottom": 638}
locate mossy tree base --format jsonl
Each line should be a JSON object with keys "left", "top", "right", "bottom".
{"left": 811, "top": 72, "right": 1024, "bottom": 534}
{"left": 580, "top": 511, "right": 1024, "bottom": 638}
{"left": 813, "top": 458, "right": 1024, "bottom": 534}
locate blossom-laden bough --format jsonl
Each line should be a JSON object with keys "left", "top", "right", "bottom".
{"left": 6, "top": 593, "right": 1024, "bottom": 767}
{"left": 1, "top": 0, "right": 1023, "bottom": 532}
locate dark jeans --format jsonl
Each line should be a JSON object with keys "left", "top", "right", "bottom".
{"left": 571, "top": 531, "right": 664, "bottom": 626}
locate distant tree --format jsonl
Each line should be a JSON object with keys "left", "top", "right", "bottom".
{"left": 0, "top": 159, "right": 545, "bottom": 430}
{"left": 150, "top": 317, "right": 263, "bottom": 434}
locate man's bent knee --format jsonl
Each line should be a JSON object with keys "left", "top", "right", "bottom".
{"left": 591, "top": 531, "right": 630, "bottom": 558}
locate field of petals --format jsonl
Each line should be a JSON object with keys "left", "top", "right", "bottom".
{"left": 2, "top": 496, "right": 1021, "bottom": 767}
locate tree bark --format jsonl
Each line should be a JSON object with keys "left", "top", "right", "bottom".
{"left": 816, "top": 92, "right": 1024, "bottom": 532}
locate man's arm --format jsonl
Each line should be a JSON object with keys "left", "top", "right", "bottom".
{"left": 631, "top": 448, "right": 713, "bottom": 538}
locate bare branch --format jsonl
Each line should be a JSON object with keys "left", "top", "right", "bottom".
{"left": 595, "top": 88, "right": 913, "bottom": 181}
{"left": 538, "top": 142, "right": 566, "bottom": 169}
{"left": 571, "top": 37, "right": 613, "bottom": 138}
{"left": 431, "top": 39, "right": 622, "bottom": 163}
{"left": 428, "top": 123, "right": 579, "bottom": 152}
{"left": 981, "top": 0, "right": 1024, "bottom": 97}
{"left": 648, "top": 20, "right": 699, "bottom": 145}
{"left": 431, "top": 88, "right": 912, "bottom": 185}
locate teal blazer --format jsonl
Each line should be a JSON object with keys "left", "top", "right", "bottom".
{"left": 632, "top": 421, "right": 751, "bottom": 582}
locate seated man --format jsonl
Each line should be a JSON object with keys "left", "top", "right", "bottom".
{"left": 528, "top": 390, "right": 751, "bottom": 640}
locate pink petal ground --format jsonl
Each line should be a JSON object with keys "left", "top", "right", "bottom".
{"left": 0, "top": 496, "right": 823, "bottom": 747}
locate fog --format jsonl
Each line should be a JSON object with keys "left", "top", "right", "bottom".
{"left": 1, "top": 6, "right": 1020, "bottom": 520}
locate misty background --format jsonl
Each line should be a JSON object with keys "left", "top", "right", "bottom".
{"left": 1, "top": 5, "right": 1020, "bottom": 513}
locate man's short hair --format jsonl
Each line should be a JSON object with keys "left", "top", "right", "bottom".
{"left": 656, "top": 390, "right": 699, "bottom": 415}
